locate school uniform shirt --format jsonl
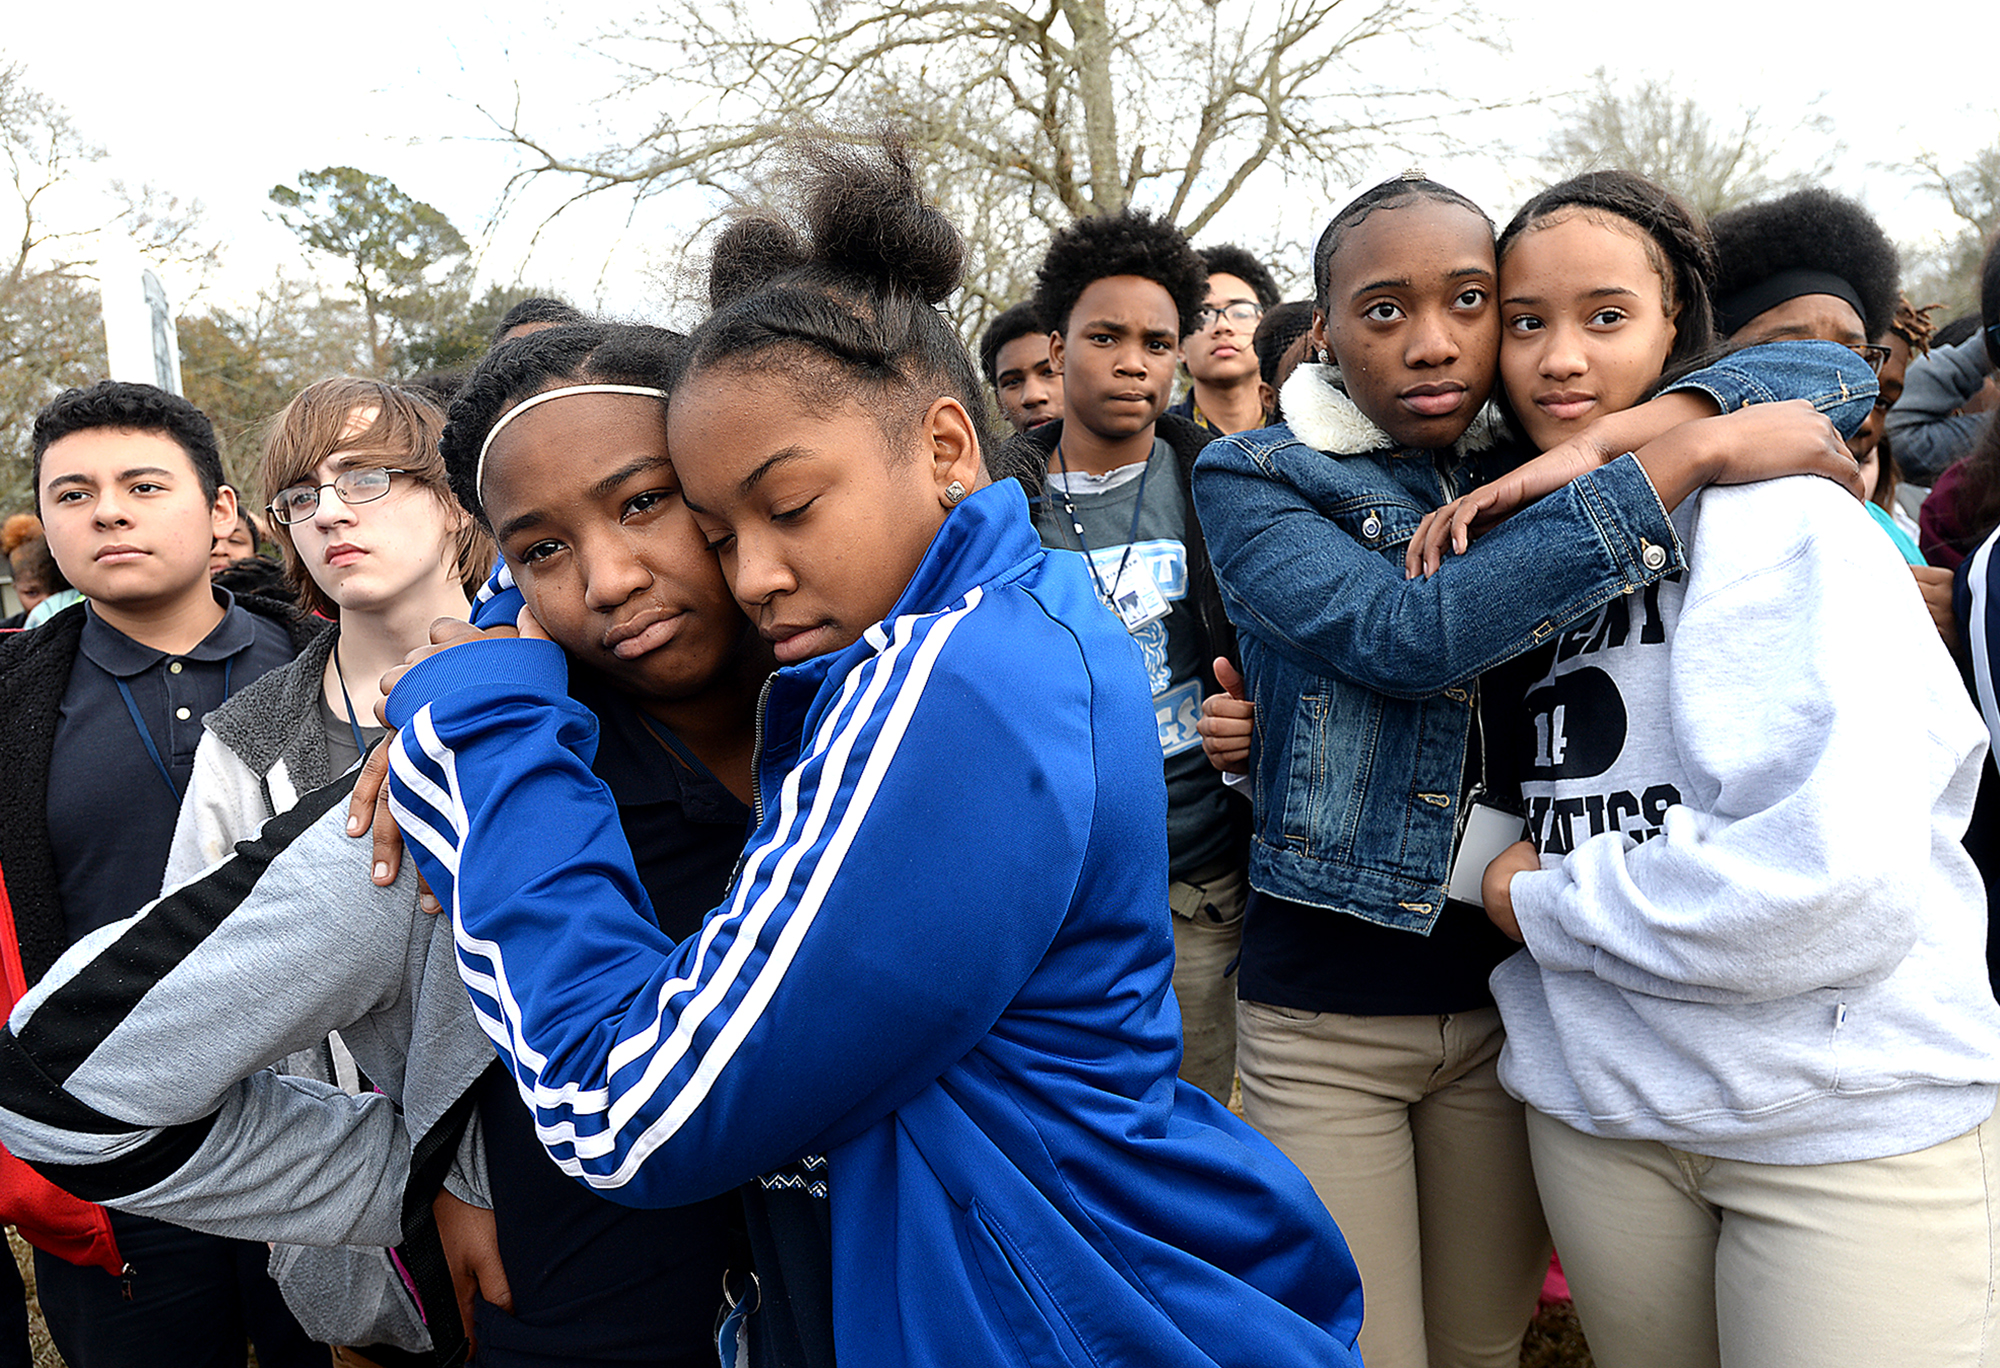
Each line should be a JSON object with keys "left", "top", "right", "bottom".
{"left": 472, "top": 669, "right": 765, "bottom": 1368}
{"left": 1033, "top": 439, "right": 1236, "bottom": 879}
{"left": 1492, "top": 476, "right": 2000, "bottom": 1164}
{"left": 48, "top": 591, "right": 295, "bottom": 945}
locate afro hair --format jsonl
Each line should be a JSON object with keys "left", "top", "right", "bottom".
{"left": 1711, "top": 188, "right": 1899, "bottom": 341}
{"left": 1033, "top": 208, "right": 1209, "bottom": 340}
{"left": 1197, "top": 244, "right": 1282, "bottom": 308}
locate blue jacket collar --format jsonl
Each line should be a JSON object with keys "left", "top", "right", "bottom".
{"left": 775, "top": 477, "right": 1040, "bottom": 692}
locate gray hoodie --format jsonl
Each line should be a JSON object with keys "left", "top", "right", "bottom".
{"left": 1493, "top": 476, "right": 2000, "bottom": 1163}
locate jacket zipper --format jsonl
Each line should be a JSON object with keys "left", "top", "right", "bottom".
{"left": 750, "top": 675, "right": 773, "bottom": 829}
{"left": 727, "top": 676, "right": 775, "bottom": 892}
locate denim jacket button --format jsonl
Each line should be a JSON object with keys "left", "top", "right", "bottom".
{"left": 1641, "top": 540, "right": 1667, "bottom": 571}
{"left": 1362, "top": 513, "right": 1382, "bottom": 540}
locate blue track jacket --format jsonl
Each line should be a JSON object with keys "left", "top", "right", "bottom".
{"left": 385, "top": 481, "right": 1363, "bottom": 1367}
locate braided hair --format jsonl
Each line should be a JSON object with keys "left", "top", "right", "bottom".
{"left": 1312, "top": 175, "right": 1494, "bottom": 318}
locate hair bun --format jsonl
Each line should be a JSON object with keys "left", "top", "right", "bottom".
{"left": 709, "top": 215, "right": 810, "bottom": 310}
{"left": 799, "top": 137, "right": 964, "bottom": 306}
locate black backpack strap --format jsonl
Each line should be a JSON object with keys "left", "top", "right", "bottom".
{"left": 389, "top": 1060, "right": 500, "bottom": 1368}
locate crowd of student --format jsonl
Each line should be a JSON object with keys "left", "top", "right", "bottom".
{"left": 0, "top": 132, "right": 1995, "bottom": 1368}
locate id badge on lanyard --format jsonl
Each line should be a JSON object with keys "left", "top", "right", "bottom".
{"left": 1106, "top": 562, "right": 1170, "bottom": 633}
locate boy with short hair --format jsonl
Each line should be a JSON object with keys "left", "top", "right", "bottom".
{"left": 979, "top": 300, "right": 1064, "bottom": 434}
{"left": 0, "top": 380, "right": 321, "bottom": 1367}
{"left": 1172, "top": 244, "right": 1282, "bottom": 436}
{"left": 1001, "top": 209, "right": 1248, "bottom": 1103}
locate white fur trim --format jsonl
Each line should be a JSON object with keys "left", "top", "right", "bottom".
{"left": 1280, "top": 364, "right": 1392, "bottom": 454}
{"left": 1279, "top": 362, "right": 1504, "bottom": 457}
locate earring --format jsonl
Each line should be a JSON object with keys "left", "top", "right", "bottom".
{"left": 944, "top": 480, "right": 967, "bottom": 505}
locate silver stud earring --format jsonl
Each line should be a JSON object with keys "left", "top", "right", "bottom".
{"left": 944, "top": 480, "right": 967, "bottom": 505}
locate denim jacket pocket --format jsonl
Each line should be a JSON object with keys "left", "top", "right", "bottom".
{"left": 1322, "top": 492, "right": 1430, "bottom": 563}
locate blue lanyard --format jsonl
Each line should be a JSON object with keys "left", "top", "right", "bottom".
{"left": 332, "top": 645, "right": 370, "bottom": 760}
{"left": 1050, "top": 443, "right": 1151, "bottom": 604}
{"left": 117, "top": 657, "right": 233, "bottom": 803}
{"left": 637, "top": 711, "right": 711, "bottom": 779}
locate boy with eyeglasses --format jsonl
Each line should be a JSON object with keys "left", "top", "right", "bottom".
{"left": 0, "top": 380, "right": 321, "bottom": 1368}
{"left": 1170, "top": 244, "right": 1282, "bottom": 436}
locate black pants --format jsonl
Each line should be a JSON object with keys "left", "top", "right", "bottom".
{"left": 32, "top": 1209, "right": 320, "bottom": 1368}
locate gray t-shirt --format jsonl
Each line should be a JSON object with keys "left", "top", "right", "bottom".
{"left": 1034, "top": 439, "right": 1233, "bottom": 878}
{"left": 319, "top": 693, "right": 387, "bottom": 777}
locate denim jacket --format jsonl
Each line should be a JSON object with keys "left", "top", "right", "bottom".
{"left": 1189, "top": 341, "right": 1876, "bottom": 931}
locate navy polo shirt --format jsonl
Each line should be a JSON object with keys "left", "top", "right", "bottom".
{"left": 47, "top": 591, "right": 295, "bottom": 946}
{"left": 471, "top": 666, "right": 753, "bottom": 1366}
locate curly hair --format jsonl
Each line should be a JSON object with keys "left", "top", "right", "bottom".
{"left": 1500, "top": 169, "right": 1719, "bottom": 375}
{"left": 30, "top": 381, "right": 225, "bottom": 506}
{"left": 669, "top": 137, "right": 985, "bottom": 454}
{"left": 978, "top": 301, "right": 1049, "bottom": 386}
{"left": 1033, "top": 207, "right": 1209, "bottom": 340}
{"left": 1711, "top": 188, "right": 1899, "bottom": 340}
{"left": 4, "top": 519, "right": 66, "bottom": 598}
{"left": 439, "top": 323, "right": 685, "bottom": 527}
{"left": 1197, "top": 245, "right": 1282, "bottom": 309}
{"left": 1, "top": 513, "right": 43, "bottom": 559}
{"left": 1312, "top": 174, "right": 1494, "bottom": 316}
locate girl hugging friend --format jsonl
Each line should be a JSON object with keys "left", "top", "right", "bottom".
{"left": 1191, "top": 170, "right": 1892, "bottom": 1368}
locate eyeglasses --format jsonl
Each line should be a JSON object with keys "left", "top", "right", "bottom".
{"left": 1848, "top": 342, "right": 1891, "bottom": 375}
{"left": 269, "top": 468, "right": 409, "bottom": 525}
{"left": 1195, "top": 301, "right": 1264, "bottom": 330}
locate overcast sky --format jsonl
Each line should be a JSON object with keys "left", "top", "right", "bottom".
{"left": 5, "top": 0, "right": 1995, "bottom": 321}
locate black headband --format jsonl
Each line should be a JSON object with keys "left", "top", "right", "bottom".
{"left": 1716, "top": 268, "right": 1867, "bottom": 338}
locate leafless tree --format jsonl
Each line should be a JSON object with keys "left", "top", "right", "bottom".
{"left": 1538, "top": 68, "right": 1837, "bottom": 222}
{"left": 486, "top": 0, "right": 1511, "bottom": 334}
{"left": 0, "top": 58, "right": 218, "bottom": 510}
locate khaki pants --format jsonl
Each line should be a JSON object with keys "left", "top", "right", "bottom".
{"left": 1236, "top": 1002, "right": 1550, "bottom": 1368}
{"left": 1166, "top": 860, "right": 1246, "bottom": 1103}
{"left": 1527, "top": 1098, "right": 2000, "bottom": 1368}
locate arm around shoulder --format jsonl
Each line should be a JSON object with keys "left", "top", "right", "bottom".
{"left": 1194, "top": 436, "right": 1682, "bottom": 697}
{"left": 1512, "top": 483, "right": 1971, "bottom": 1001}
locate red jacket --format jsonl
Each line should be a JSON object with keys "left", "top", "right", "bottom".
{"left": 0, "top": 870, "right": 120, "bottom": 1273}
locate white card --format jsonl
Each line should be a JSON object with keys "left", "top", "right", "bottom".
{"left": 1446, "top": 803, "right": 1529, "bottom": 907}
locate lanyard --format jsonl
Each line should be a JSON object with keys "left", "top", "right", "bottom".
{"left": 637, "top": 711, "right": 711, "bottom": 779}
{"left": 117, "top": 658, "right": 233, "bottom": 803}
{"left": 1050, "top": 443, "right": 1152, "bottom": 605}
{"left": 332, "top": 645, "right": 370, "bottom": 760}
